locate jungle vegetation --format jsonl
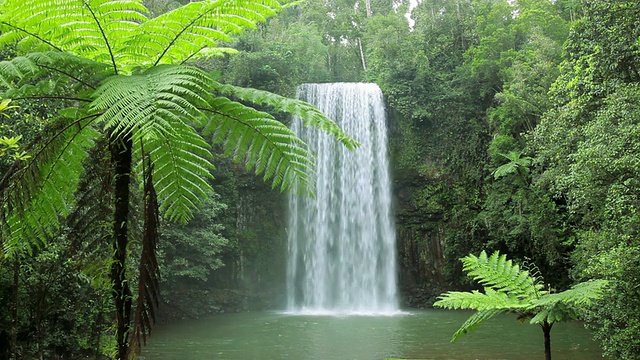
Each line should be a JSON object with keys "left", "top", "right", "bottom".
{"left": 1, "top": 0, "right": 639, "bottom": 359}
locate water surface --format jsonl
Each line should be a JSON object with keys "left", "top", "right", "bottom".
{"left": 142, "top": 310, "right": 603, "bottom": 359}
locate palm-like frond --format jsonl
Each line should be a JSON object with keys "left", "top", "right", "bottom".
{"left": 451, "top": 309, "right": 505, "bottom": 342}
{"left": 462, "top": 250, "right": 546, "bottom": 299}
{"left": 0, "top": 0, "right": 148, "bottom": 72}
{"left": 533, "top": 279, "right": 608, "bottom": 307}
{"left": 137, "top": 122, "right": 213, "bottom": 224}
{"left": 201, "top": 95, "right": 314, "bottom": 194}
{"left": 434, "top": 287, "right": 528, "bottom": 311}
{"left": 212, "top": 82, "right": 359, "bottom": 150}
{"left": 492, "top": 160, "right": 519, "bottom": 179}
{"left": 0, "top": 0, "right": 284, "bottom": 73}
{"left": 92, "top": 65, "right": 214, "bottom": 223}
{"left": 529, "top": 279, "right": 609, "bottom": 324}
{"left": 1, "top": 115, "right": 100, "bottom": 257}
{"left": 126, "top": 0, "right": 281, "bottom": 67}
{"left": 91, "top": 64, "right": 212, "bottom": 138}
{"left": 0, "top": 52, "right": 109, "bottom": 95}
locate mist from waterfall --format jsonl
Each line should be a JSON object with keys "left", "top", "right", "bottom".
{"left": 286, "top": 83, "right": 398, "bottom": 315}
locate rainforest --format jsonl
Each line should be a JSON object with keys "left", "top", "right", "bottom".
{"left": 0, "top": 0, "right": 638, "bottom": 359}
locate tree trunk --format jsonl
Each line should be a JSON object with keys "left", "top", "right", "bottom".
{"left": 358, "top": 38, "right": 367, "bottom": 72}
{"left": 541, "top": 321, "right": 553, "bottom": 360}
{"left": 110, "top": 134, "right": 133, "bottom": 360}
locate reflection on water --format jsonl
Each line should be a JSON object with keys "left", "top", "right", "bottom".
{"left": 142, "top": 310, "right": 604, "bottom": 360}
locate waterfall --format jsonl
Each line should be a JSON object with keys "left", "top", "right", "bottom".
{"left": 286, "top": 83, "right": 398, "bottom": 315}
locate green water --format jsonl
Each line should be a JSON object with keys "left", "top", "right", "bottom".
{"left": 142, "top": 310, "right": 603, "bottom": 360}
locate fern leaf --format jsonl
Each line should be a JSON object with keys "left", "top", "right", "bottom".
{"left": 0, "top": 0, "right": 148, "bottom": 70}
{"left": 91, "top": 65, "right": 211, "bottom": 138}
{"left": 135, "top": 121, "right": 213, "bottom": 224}
{"left": 0, "top": 52, "right": 109, "bottom": 92}
{"left": 463, "top": 251, "right": 546, "bottom": 299}
{"left": 451, "top": 309, "right": 505, "bottom": 342}
{"left": 531, "top": 279, "right": 609, "bottom": 311}
{"left": 200, "top": 96, "right": 314, "bottom": 194}
{"left": 434, "top": 287, "right": 528, "bottom": 312}
{"left": 1, "top": 115, "right": 100, "bottom": 258}
{"left": 213, "top": 82, "right": 359, "bottom": 151}
{"left": 126, "top": 0, "right": 282, "bottom": 67}
{"left": 0, "top": 0, "right": 285, "bottom": 74}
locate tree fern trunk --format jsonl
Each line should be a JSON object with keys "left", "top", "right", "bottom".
{"left": 542, "top": 321, "right": 553, "bottom": 360}
{"left": 110, "top": 134, "right": 133, "bottom": 360}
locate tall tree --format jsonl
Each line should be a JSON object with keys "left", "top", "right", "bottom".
{"left": 0, "top": 1, "right": 357, "bottom": 358}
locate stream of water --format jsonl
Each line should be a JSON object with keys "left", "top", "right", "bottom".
{"left": 287, "top": 83, "right": 397, "bottom": 314}
{"left": 142, "top": 310, "right": 603, "bottom": 359}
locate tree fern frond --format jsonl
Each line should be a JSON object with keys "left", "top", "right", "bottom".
{"left": 200, "top": 96, "right": 314, "bottom": 194}
{"left": 0, "top": 0, "right": 148, "bottom": 70}
{"left": 1, "top": 116, "right": 100, "bottom": 258}
{"left": 0, "top": 52, "right": 110, "bottom": 92}
{"left": 135, "top": 121, "right": 213, "bottom": 224}
{"left": 125, "top": 0, "right": 281, "bottom": 67}
{"left": 0, "top": 0, "right": 285, "bottom": 73}
{"left": 451, "top": 309, "right": 505, "bottom": 342}
{"left": 529, "top": 303, "right": 572, "bottom": 325}
{"left": 434, "top": 287, "right": 528, "bottom": 312}
{"left": 213, "top": 82, "right": 359, "bottom": 150}
{"left": 463, "top": 251, "right": 546, "bottom": 299}
{"left": 531, "top": 279, "right": 609, "bottom": 310}
{"left": 92, "top": 64, "right": 212, "bottom": 140}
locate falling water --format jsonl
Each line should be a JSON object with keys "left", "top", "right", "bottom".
{"left": 286, "top": 83, "right": 398, "bottom": 315}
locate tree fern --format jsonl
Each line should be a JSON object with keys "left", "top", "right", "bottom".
{"left": 434, "top": 251, "right": 608, "bottom": 360}
{"left": 492, "top": 151, "right": 534, "bottom": 180}
{"left": 0, "top": 0, "right": 357, "bottom": 358}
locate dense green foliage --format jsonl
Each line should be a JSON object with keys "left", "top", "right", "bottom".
{"left": 0, "top": 0, "right": 355, "bottom": 358}
{"left": 1, "top": 0, "right": 640, "bottom": 358}
{"left": 434, "top": 251, "right": 607, "bottom": 360}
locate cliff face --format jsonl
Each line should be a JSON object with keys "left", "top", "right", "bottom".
{"left": 388, "top": 108, "right": 452, "bottom": 307}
